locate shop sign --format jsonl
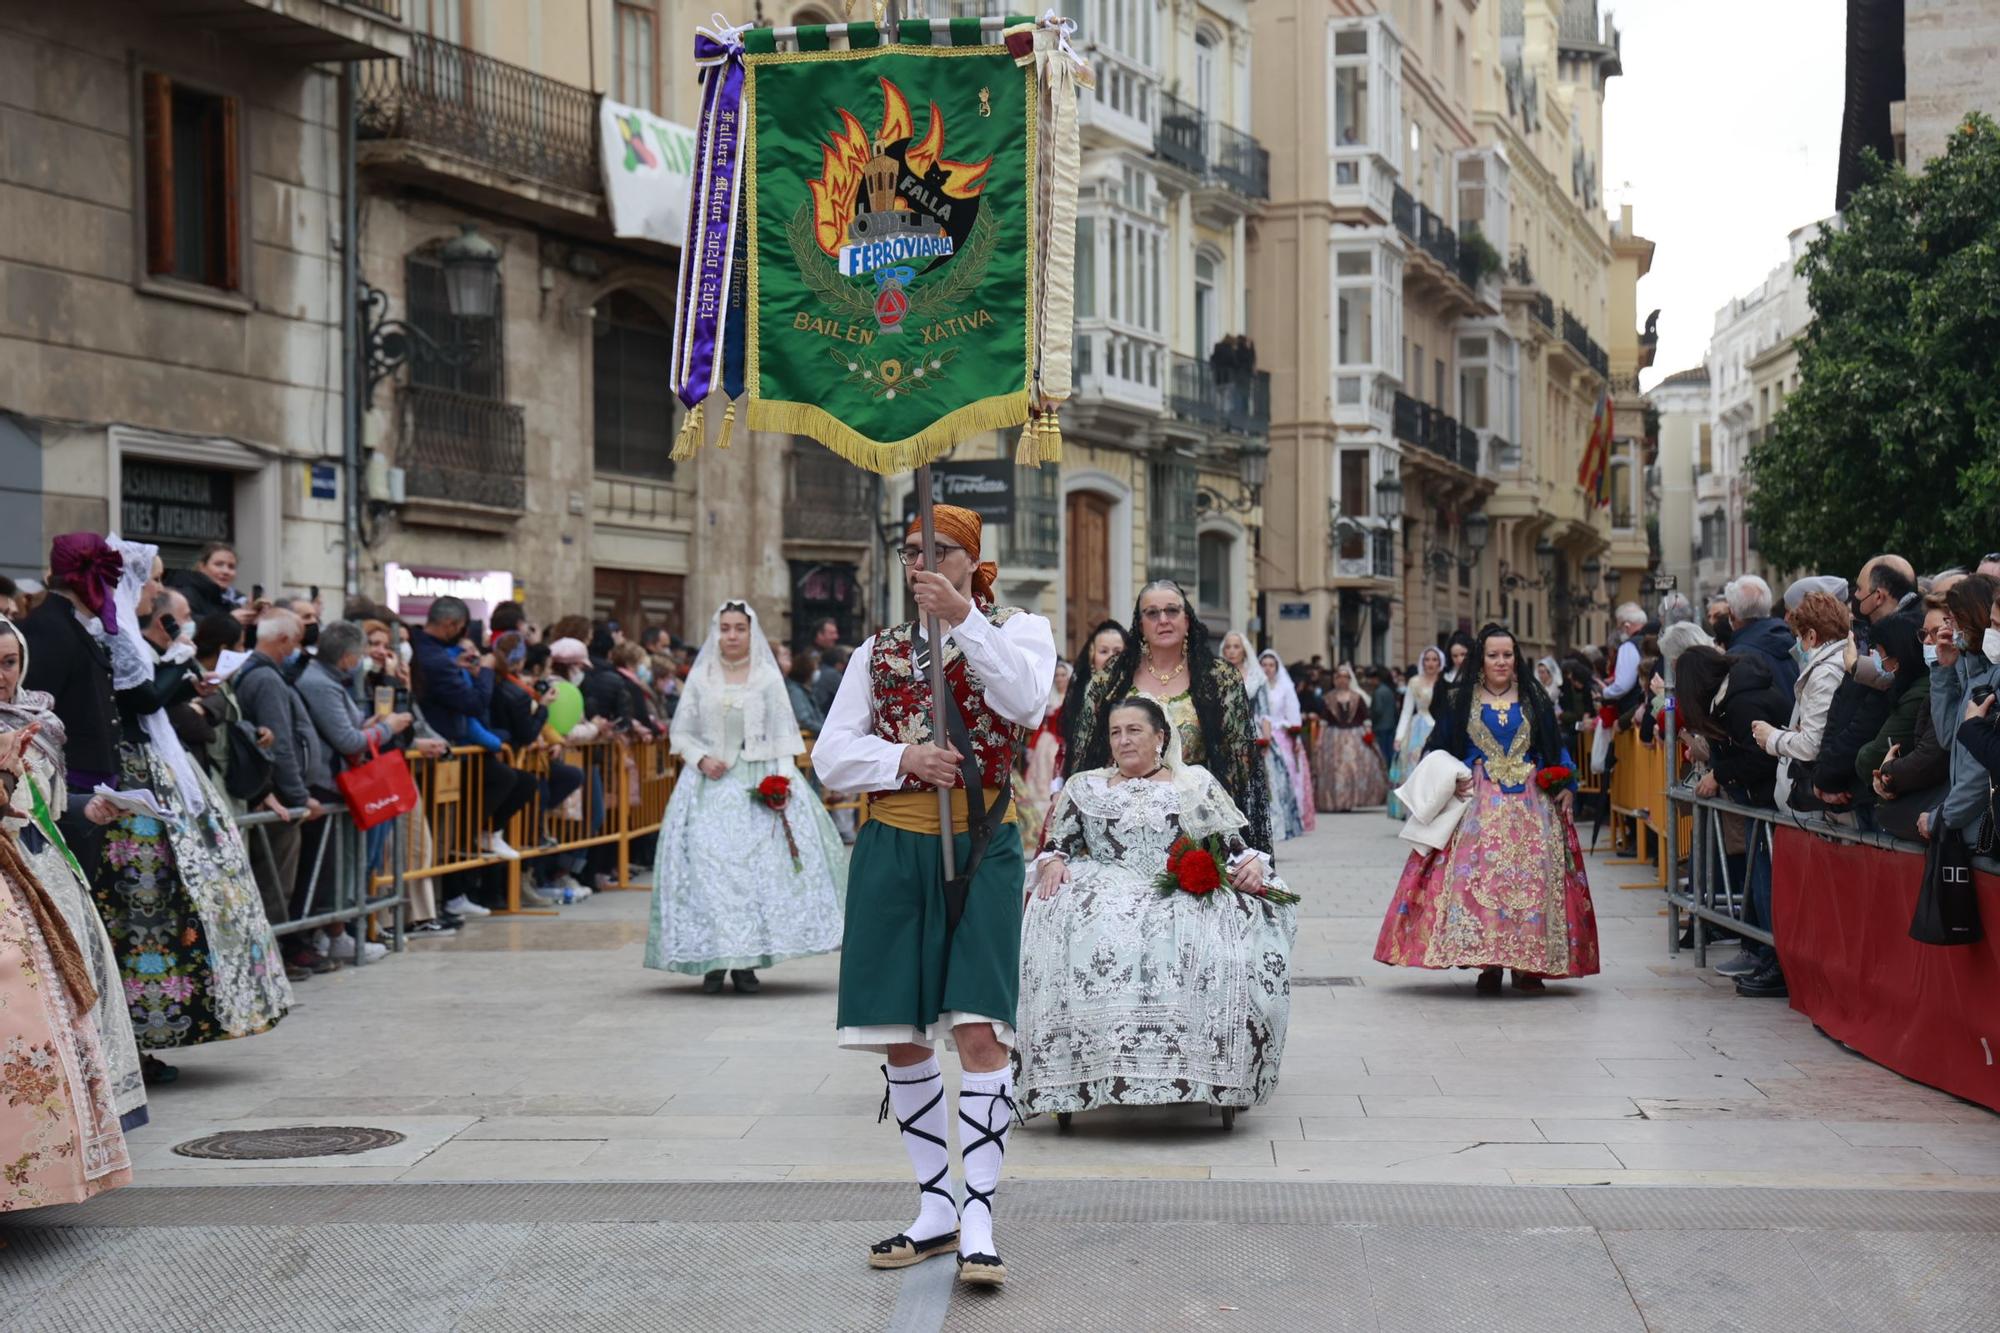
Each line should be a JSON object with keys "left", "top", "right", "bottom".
{"left": 1278, "top": 602, "right": 1311, "bottom": 621}
{"left": 383, "top": 562, "right": 515, "bottom": 622}
{"left": 897, "top": 460, "right": 1014, "bottom": 525}
{"left": 121, "top": 461, "right": 233, "bottom": 545}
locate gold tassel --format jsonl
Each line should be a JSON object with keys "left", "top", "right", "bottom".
{"left": 1040, "top": 407, "right": 1064, "bottom": 465}
{"left": 671, "top": 402, "right": 705, "bottom": 462}
{"left": 1015, "top": 415, "right": 1039, "bottom": 465}
{"left": 717, "top": 400, "right": 737, "bottom": 450}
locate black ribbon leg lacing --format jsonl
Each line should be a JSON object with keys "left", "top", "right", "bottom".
{"left": 956, "top": 1088, "right": 1017, "bottom": 1225}
{"left": 878, "top": 1064, "right": 954, "bottom": 1218}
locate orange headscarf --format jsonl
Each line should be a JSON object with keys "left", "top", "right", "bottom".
{"left": 906, "top": 503, "right": 999, "bottom": 605}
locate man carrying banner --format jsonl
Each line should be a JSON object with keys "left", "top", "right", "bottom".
{"left": 811, "top": 503, "right": 1056, "bottom": 1288}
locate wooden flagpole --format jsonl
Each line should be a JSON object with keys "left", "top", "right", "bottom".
{"left": 914, "top": 462, "right": 958, "bottom": 879}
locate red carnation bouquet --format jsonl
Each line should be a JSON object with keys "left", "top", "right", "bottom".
{"left": 1534, "top": 764, "right": 1574, "bottom": 792}
{"left": 1362, "top": 730, "right": 1376, "bottom": 747}
{"left": 1255, "top": 736, "right": 1271, "bottom": 749}
{"left": 1155, "top": 834, "right": 1300, "bottom": 905}
{"left": 750, "top": 775, "right": 802, "bottom": 870}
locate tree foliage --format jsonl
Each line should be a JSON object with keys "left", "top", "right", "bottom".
{"left": 1745, "top": 113, "right": 2000, "bottom": 575}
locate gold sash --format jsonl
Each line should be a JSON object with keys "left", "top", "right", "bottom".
{"left": 868, "top": 788, "right": 1019, "bottom": 835}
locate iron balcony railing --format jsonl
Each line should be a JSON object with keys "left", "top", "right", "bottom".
{"left": 1210, "top": 123, "right": 1270, "bottom": 200}
{"left": 1417, "top": 203, "right": 1458, "bottom": 270}
{"left": 1155, "top": 91, "right": 1207, "bottom": 176}
{"left": 1171, "top": 354, "right": 1272, "bottom": 436}
{"left": 1392, "top": 185, "right": 1417, "bottom": 241}
{"left": 356, "top": 32, "right": 600, "bottom": 196}
{"left": 1561, "top": 307, "right": 1610, "bottom": 376}
{"left": 1508, "top": 245, "right": 1534, "bottom": 285}
{"left": 785, "top": 441, "right": 876, "bottom": 544}
{"left": 1392, "top": 391, "right": 1470, "bottom": 468}
{"left": 401, "top": 385, "right": 527, "bottom": 511}
{"left": 1532, "top": 292, "right": 1556, "bottom": 332}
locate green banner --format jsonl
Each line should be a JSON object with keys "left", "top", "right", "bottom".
{"left": 744, "top": 42, "right": 1035, "bottom": 473}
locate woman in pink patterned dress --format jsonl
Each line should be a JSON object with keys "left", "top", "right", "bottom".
{"left": 1374, "top": 624, "right": 1600, "bottom": 993}
{"left": 0, "top": 725, "right": 132, "bottom": 1212}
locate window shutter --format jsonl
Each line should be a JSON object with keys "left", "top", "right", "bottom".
{"left": 219, "top": 94, "right": 242, "bottom": 289}
{"left": 142, "top": 72, "right": 174, "bottom": 275}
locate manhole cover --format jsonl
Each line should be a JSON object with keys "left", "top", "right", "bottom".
{"left": 172, "top": 1126, "right": 408, "bottom": 1161}
{"left": 1290, "top": 976, "right": 1361, "bottom": 987}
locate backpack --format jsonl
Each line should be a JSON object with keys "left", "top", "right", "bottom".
{"left": 221, "top": 662, "right": 279, "bottom": 805}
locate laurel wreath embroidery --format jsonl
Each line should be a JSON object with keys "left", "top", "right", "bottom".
{"left": 788, "top": 203, "right": 875, "bottom": 323}
{"left": 824, "top": 345, "right": 964, "bottom": 400}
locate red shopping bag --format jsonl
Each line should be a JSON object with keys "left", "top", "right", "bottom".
{"left": 336, "top": 737, "right": 420, "bottom": 830}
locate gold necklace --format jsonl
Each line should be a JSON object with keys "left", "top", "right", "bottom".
{"left": 1144, "top": 645, "right": 1187, "bottom": 691}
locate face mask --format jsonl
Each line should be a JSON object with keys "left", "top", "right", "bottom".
{"left": 159, "top": 614, "right": 180, "bottom": 642}
{"left": 1867, "top": 649, "right": 1883, "bottom": 674}
{"left": 1985, "top": 628, "right": 2000, "bottom": 663}
{"left": 285, "top": 648, "right": 304, "bottom": 668}
{"left": 1790, "top": 641, "right": 1811, "bottom": 667}
{"left": 638, "top": 664, "right": 654, "bottom": 685}
{"left": 1922, "top": 644, "right": 1940, "bottom": 668}
{"left": 178, "top": 619, "right": 195, "bottom": 643}
{"left": 301, "top": 622, "right": 320, "bottom": 649}
{"left": 137, "top": 612, "right": 154, "bottom": 631}
{"left": 396, "top": 641, "right": 413, "bottom": 665}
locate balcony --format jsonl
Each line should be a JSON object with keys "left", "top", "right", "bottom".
{"left": 1154, "top": 91, "right": 1206, "bottom": 178}
{"left": 1078, "top": 52, "right": 1156, "bottom": 154}
{"left": 400, "top": 385, "right": 527, "bottom": 520}
{"left": 1532, "top": 292, "right": 1556, "bottom": 334}
{"left": 784, "top": 441, "right": 877, "bottom": 546}
{"left": 1417, "top": 205, "right": 1458, "bottom": 270}
{"left": 1168, "top": 355, "right": 1272, "bottom": 438}
{"left": 357, "top": 33, "right": 602, "bottom": 218}
{"left": 1392, "top": 391, "right": 1475, "bottom": 473}
{"left": 1071, "top": 326, "right": 1167, "bottom": 423}
{"left": 176, "top": 0, "right": 409, "bottom": 61}
{"left": 1558, "top": 307, "right": 1610, "bottom": 379}
{"left": 1392, "top": 185, "right": 1417, "bottom": 241}
{"left": 1210, "top": 124, "right": 1269, "bottom": 199}
{"left": 1507, "top": 246, "right": 1534, "bottom": 287}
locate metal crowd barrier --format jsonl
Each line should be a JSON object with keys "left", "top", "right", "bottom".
{"left": 238, "top": 802, "right": 406, "bottom": 963}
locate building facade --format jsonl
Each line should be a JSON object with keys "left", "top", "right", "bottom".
{"left": 1253, "top": 0, "right": 1630, "bottom": 668}
{"left": 0, "top": 0, "right": 405, "bottom": 594}
{"left": 1697, "top": 220, "right": 1821, "bottom": 597}
{"left": 1647, "top": 365, "right": 1706, "bottom": 604}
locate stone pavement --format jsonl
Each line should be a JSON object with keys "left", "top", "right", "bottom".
{"left": 5, "top": 812, "right": 1999, "bottom": 1330}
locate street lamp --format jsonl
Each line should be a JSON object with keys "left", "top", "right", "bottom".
{"left": 1534, "top": 538, "right": 1557, "bottom": 584}
{"left": 1463, "top": 511, "right": 1491, "bottom": 562}
{"left": 1373, "top": 471, "right": 1403, "bottom": 520}
{"left": 1580, "top": 555, "right": 1602, "bottom": 589}
{"left": 359, "top": 223, "right": 504, "bottom": 406}
{"left": 1195, "top": 437, "right": 1271, "bottom": 515}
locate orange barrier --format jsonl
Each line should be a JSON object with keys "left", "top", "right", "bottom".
{"left": 395, "top": 736, "right": 679, "bottom": 915}
{"left": 1605, "top": 724, "right": 1691, "bottom": 889}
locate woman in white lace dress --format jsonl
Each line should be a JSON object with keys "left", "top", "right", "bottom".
{"left": 1018, "top": 697, "right": 1297, "bottom": 1125}
{"left": 646, "top": 600, "right": 846, "bottom": 993}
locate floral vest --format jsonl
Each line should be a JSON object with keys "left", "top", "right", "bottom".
{"left": 867, "top": 608, "right": 1026, "bottom": 794}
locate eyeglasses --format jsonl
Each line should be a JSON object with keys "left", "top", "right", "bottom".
{"left": 1140, "top": 605, "right": 1186, "bottom": 621}
{"left": 894, "top": 542, "right": 966, "bottom": 566}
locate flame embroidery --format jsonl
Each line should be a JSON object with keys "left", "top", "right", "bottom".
{"left": 807, "top": 77, "right": 993, "bottom": 258}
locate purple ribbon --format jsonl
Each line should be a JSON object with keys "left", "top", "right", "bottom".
{"left": 671, "top": 31, "right": 748, "bottom": 411}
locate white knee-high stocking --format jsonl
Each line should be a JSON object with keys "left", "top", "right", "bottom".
{"left": 956, "top": 1066, "right": 1015, "bottom": 1259}
{"left": 881, "top": 1058, "right": 958, "bottom": 1243}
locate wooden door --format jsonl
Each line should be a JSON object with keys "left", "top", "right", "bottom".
{"left": 1065, "top": 491, "right": 1112, "bottom": 646}
{"left": 592, "top": 568, "right": 686, "bottom": 643}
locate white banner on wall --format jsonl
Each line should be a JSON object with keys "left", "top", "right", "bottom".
{"left": 599, "top": 98, "right": 697, "bottom": 246}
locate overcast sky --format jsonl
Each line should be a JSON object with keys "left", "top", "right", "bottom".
{"left": 1601, "top": 0, "right": 1848, "bottom": 384}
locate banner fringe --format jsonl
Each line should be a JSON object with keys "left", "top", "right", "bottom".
{"left": 746, "top": 390, "right": 1031, "bottom": 477}
{"left": 672, "top": 402, "right": 706, "bottom": 461}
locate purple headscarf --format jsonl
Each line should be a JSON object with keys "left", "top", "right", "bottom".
{"left": 48, "top": 533, "right": 123, "bottom": 634}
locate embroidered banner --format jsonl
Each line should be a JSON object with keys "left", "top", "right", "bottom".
{"left": 740, "top": 23, "right": 1036, "bottom": 473}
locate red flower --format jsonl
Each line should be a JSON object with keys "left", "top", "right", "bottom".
{"left": 752, "top": 775, "right": 791, "bottom": 810}
{"left": 1175, "top": 848, "right": 1222, "bottom": 896}
{"left": 1535, "top": 764, "right": 1574, "bottom": 791}
{"left": 1255, "top": 736, "right": 1271, "bottom": 749}
{"left": 1166, "top": 835, "right": 1194, "bottom": 874}
{"left": 1362, "top": 730, "right": 1376, "bottom": 747}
